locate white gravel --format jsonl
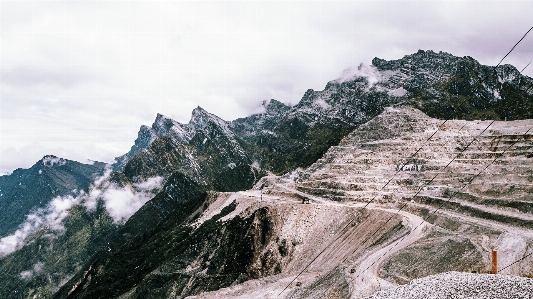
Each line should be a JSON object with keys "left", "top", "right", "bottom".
{"left": 363, "top": 271, "right": 533, "bottom": 299}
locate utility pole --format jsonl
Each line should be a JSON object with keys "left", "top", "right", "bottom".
{"left": 491, "top": 250, "right": 498, "bottom": 274}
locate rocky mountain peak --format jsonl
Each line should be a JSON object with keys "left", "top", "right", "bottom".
{"left": 189, "top": 106, "right": 233, "bottom": 137}
{"left": 152, "top": 113, "right": 182, "bottom": 137}
{"left": 190, "top": 106, "right": 216, "bottom": 123}
{"left": 372, "top": 50, "right": 461, "bottom": 72}
{"left": 137, "top": 125, "right": 158, "bottom": 146}
{"left": 41, "top": 155, "right": 67, "bottom": 167}
{"left": 262, "top": 99, "right": 290, "bottom": 116}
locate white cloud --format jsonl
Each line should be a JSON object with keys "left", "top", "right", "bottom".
{"left": 102, "top": 176, "right": 163, "bottom": 223}
{"left": 19, "top": 262, "right": 44, "bottom": 281}
{"left": 133, "top": 176, "right": 164, "bottom": 191}
{"left": 0, "top": 169, "right": 163, "bottom": 257}
{"left": 0, "top": 195, "right": 79, "bottom": 257}
{"left": 101, "top": 187, "right": 151, "bottom": 224}
{"left": 335, "top": 63, "right": 382, "bottom": 86}
{"left": 82, "top": 171, "right": 163, "bottom": 223}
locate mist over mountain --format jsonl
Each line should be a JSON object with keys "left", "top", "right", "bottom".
{"left": 1, "top": 50, "right": 533, "bottom": 299}
{"left": 0, "top": 156, "right": 106, "bottom": 239}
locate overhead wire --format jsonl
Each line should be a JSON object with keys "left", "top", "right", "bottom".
{"left": 276, "top": 26, "right": 533, "bottom": 298}
{"left": 521, "top": 60, "right": 532, "bottom": 73}
{"left": 317, "top": 37, "right": 533, "bottom": 298}
{"left": 278, "top": 71, "right": 526, "bottom": 299}
{"left": 319, "top": 78, "right": 533, "bottom": 298}
{"left": 497, "top": 26, "right": 533, "bottom": 67}
{"left": 348, "top": 125, "right": 532, "bottom": 282}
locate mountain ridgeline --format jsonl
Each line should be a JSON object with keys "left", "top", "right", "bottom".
{"left": 116, "top": 50, "right": 533, "bottom": 178}
{"left": 1, "top": 50, "right": 533, "bottom": 299}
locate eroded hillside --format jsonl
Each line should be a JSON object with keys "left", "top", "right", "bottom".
{"left": 3, "top": 50, "right": 533, "bottom": 299}
{"left": 57, "top": 107, "right": 533, "bottom": 299}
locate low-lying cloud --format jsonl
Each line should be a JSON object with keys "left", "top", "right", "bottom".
{"left": 335, "top": 63, "right": 382, "bottom": 86}
{"left": 0, "top": 170, "right": 163, "bottom": 258}
{"left": 83, "top": 172, "right": 163, "bottom": 223}
{"left": 0, "top": 195, "right": 79, "bottom": 257}
{"left": 102, "top": 177, "right": 163, "bottom": 223}
{"left": 19, "top": 262, "right": 44, "bottom": 280}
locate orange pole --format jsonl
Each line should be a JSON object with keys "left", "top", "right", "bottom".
{"left": 491, "top": 250, "right": 498, "bottom": 274}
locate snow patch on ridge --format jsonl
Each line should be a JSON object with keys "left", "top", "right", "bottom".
{"left": 387, "top": 87, "right": 407, "bottom": 97}
{"left": 314, "top": 97, "right": 331, "bottom": 109}
{"left": 42, "top": 156, "right": 66, "bottom": 167}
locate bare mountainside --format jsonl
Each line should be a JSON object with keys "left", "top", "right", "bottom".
{"left": 60, "top": 107, "right": 533, "bottom": 299}
{"left": 4, "top": 50, "right": 533, "bottom": 299}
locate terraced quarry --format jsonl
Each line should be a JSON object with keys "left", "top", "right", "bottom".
{"left": 184, "top": 107, "right": 533, "bottom": 299}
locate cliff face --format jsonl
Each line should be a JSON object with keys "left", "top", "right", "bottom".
{"left": 114, "top": 50, "right": 533, "bottom": 178}
{"left": 58, "top": 107, "right": 533, "bottom": 299}
{"left": 121, "top": 107, "right": 259, "bottom": 192}
{"left": 2, "top": 50, "right": 533, "bottom": 299}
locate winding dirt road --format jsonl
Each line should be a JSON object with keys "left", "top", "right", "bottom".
{"left": 347, "top": 208, "right": 428, "bottom": 299}
{"left": 274, "top": 183, "right": 431, "bottom": 298}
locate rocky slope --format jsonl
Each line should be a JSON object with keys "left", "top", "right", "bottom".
{"left": 2, "top": 50, "right": 533, "bottom": 299}
{"left": 231, "top": 50, "right": 533, "bottom": 174}
{"left": 113, "top": 50, "right": 533, "bottom": 179}
{"left": 56, "top": 107, "right": 533, "bottom": 299}
{"left": 120, "top": 107, "right": 258, "bottom": 191}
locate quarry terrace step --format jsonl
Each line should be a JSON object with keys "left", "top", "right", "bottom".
{"left": 411, "top": 197, "right": 533, "bottom": 228}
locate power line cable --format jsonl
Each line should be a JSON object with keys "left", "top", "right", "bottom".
{"left": 316, "top": 83, "right": 533, "bottom": 298}
{"left": 279, "top": 80, "right": 531, "bottom": 298}
{"left": 327, "top": 122, "right": 527, "bottom": 297}
{"left": 348, "top": 126, "right": 531, "bottom": 283}
{"left": 329, "top": 75, "right": 533, "bottom": 295}
{"left": 521, "top": 60, "right": 532, "bottom": 73}
{"left": 500, "top": 251, "right": 533, "bottom": 273}
{"left": 276, "top": 27, "right": 533, "bottom": 298}
{"left": 276, "top": 97, "right": 484, "bottom": 298}
{"left": 497, "top": 26, "right": 533, "bottom": 67}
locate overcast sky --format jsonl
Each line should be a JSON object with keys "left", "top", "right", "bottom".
{"left": 1, "top": 1, "right": 532, "bottom": 173}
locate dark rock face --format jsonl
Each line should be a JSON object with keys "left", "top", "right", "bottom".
{"left": 372, "top": 50, "right": 533, "bottom": 121}
{"left": 4, "top": 50, "right": 533, "bottom": 299}
{"left": 0, "top": 156, "right": 106, "bottom": 237}
{"left": 56, "top": 197, "right": 282, "bottom": 299}
{"left": 113, "top": 113, "right": 192, "bottom": 172}
{"left": 120, "top": 171, "right": 207, "bottom": 239}
{"left": 123, "top": 136, "right": 200, "bottom": 182}
{"left": 122, "top": 107, "right": 259, "bottom": 192}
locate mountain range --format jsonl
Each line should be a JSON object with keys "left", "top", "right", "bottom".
{"left": 1, "top": 50, "right": 532, "bottom": 299}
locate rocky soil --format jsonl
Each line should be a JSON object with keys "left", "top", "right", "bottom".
{"left": 364, "top": 271, "right": 533, "bottom": 299}
{"left": 183, "top": 107, "right": 533, "bottom": 299}
{"left": 3, "top": 50, "right": 533, "bottom": 299}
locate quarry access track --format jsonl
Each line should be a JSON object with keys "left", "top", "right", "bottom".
{"left": 272, "top": 183, "right": 431, "bottom": 298}
{"left": 193, "top": 179, "right": 533, "bottom": 299}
